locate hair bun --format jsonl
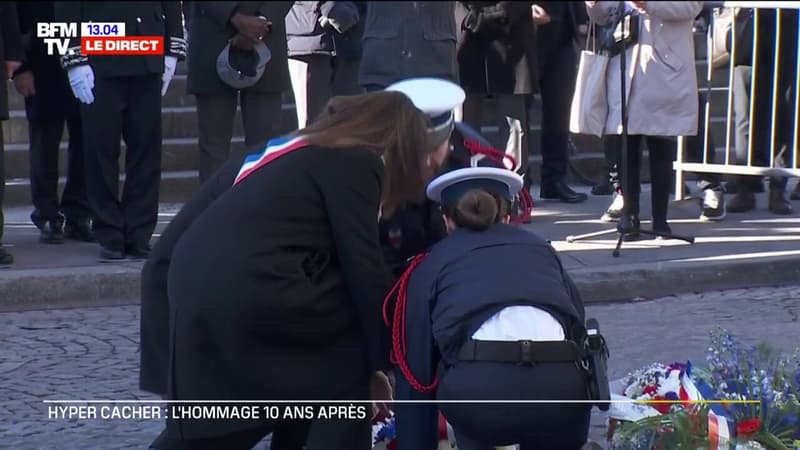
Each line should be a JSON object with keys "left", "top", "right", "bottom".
{"left": 451, "top": 189, "right": 501, "bottom": 231}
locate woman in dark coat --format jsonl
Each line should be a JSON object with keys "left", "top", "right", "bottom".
{"left": 387, "top": 167, "right": 592, "bottom": 450}
{"left": 155, "top": 91, "right": 451, "bottom": 449}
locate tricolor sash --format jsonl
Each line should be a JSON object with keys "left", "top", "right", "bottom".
{"left": 233, "top": 136, "right": 308, "bottom": 186}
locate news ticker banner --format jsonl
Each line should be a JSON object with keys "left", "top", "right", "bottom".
{"left": 44, "top": 401, "right": 376, "bottom": 422}
{"left": 36, "top": 22, "right": 163, "bottom": 56}
{"left": 42, "top": 398, "right": 764, "bottom": 422}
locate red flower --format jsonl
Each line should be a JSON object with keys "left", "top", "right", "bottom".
{"left": 736, "top": 418, "right": 762, "bottom": 436}
{"left": 643, "top": 385, "right": 658, "bottom": 395}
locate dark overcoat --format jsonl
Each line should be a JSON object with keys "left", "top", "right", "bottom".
{"left": 454, "top": 1, "right": 537, "bottom": 95}
{"left": 186, "top": 1, "right": 293, "bottom": 94}
{"left": 14, "top": 1, "right": 79, "bottom": 122}
{"left": 359, "top": 1, "right": 458, "bottom": 88}
{"left": 139, "top": 156, "right": 243, "bottom": 396}
{"left": 164, "top": 142, "right": 393, "bottom": 439}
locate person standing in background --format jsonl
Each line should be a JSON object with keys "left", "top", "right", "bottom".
{"left": 186, "top": 1, "right": 293, "bottom": 184}
{"left": 726, "top": 7, "right": 797, "bottom": 215}
{"left": 13, "top": 1, "right": 93, "bottom": 245}
{"left": 54, "top": 2, "right": 185, "bottom": 261}
{"left": 0, "top": 1, "right": 24, "bottom": 266}
{"left": 359, "top": 1, "right": 458, "bottom": 92}
{"left": 455, "top": 1, "right": 537, "bottom": 189}
{"left": 286, "top": 1, "right": 365, "bottom": 128}
{"left": 532, "top": 2, "right": 589, "bottom": 203}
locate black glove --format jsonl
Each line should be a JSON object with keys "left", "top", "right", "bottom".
{"left": 462, "top": 8, "right": 509, "bottom": 37}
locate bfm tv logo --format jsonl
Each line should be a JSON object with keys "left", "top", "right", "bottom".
{"left": 37, "top": 22, "right": 164, "bottom": 56}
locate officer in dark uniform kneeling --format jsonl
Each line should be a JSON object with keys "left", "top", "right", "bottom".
{"left": 386, "top": 167, "right": 597, "bottom": 450}
{"left": 54, "top": 2, "right": 186, "bottom": 261}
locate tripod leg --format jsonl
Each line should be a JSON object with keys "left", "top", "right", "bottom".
{"left": 612, "top": 233, "right": 624, "bottom": 257}
{"left": 566, "top": 228, "right": 620, "bottom": 243}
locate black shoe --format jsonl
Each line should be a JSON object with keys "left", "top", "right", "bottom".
{"left": 652, "top": 221, "right": 673, "bottom": 240}
{"left": 619, "top": 214, "right": 643, "bottom": 241}
{"left": 126, "top": 244, "right": 152, "bottom": 260}
{"left": 40, "top": 220, "right": 65, "bottom": 244}
{"left": 0, "top": 247, "right": 13, "bottom": 266}
{"left": 64, "top": 220, "right": 95, "bottom": 242}
{"left": 540, "top": 181, "right": 588, "bottom": 203}
{"left": 99, "top": 246, "right": 126, "bottom": 262}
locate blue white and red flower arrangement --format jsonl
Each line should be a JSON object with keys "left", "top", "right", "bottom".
{"left": 609, "top": 328, "right": 800, "bottom": 450}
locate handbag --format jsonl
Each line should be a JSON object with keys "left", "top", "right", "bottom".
{"left": 569, "top": 22, "right": 610, "bottom": 138}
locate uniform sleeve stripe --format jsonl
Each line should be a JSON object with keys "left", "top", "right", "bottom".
{"left": 61, "top": 46, "right": 88, "bottom": 68}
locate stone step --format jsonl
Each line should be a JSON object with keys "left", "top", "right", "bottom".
{"left": 2, "top": 80, "right": 735, "bottom": 147}
{"left": 6, "top": 59, "right": 730, "bottom": 112}
{"left": 2, "top": 151, "right": 641, "bottom": 208}
{"left": 1, "top": 118, "right": 734, "bottom": 181}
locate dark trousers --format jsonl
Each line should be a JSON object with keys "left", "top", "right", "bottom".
{"left": 28, "top": 110, "right": 89, "bottom": 226}
{"left": 733, "top": 9, "right": 798, "bottom": 192}
{"left": 602, "top": 92, "right": 720, "bottom": 192}
{"left": 463, "top": 94, "right": 530, "bottom": 179}
{"left": 80, "top": 74, "right": 162, "bottom": 251}
{"left": 195, "top": 90, "right": 283, "bottom": 184}
{"left": 289, "top": 54, "right": 362, "bottom": 128}
{"left": 437, "top": 361, "right": 591, "bottom": 450}
{"left": 537, "top": 42, "right": 578, "bottom": 186}
{"left": 607, "top": 135, "right": 674, "bottom": 224}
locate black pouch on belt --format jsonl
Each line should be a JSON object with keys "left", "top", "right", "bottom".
{"left": 584, "top": 318, "right": 611, "bottom": 411}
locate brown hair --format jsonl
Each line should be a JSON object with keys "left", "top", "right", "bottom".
{"left": 444, "top": 190, "right": 509, "bottom": 232}
{"left": 296, "top": 92, "right": 438, "bottom": 216}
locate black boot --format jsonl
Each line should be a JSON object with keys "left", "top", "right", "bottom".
{"left": 540, "top": 181, "right": 588, "bottom": 203}
{"left": 768, "top": 187, "right": 793, "bottom": 215}
{"left": 40, "top": 220, "right": 65, "bottom": 244}
{"left": 64, "top": 219, "right": 95, "bottom": 242}
{"left": 727, "top": 188, "right": 756, "bottom": 213}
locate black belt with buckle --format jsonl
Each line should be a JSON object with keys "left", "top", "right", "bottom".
{"left": 457, "top": 339, "right": 584, "bottom": 365}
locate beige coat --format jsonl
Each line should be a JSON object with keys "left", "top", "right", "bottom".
{"left": 586, "top": 1, "right": 702, "bottom": 137}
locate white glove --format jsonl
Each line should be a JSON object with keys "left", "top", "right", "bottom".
{"left": 162, "top": 55, "right": 178, "bottom": 96}
{"left": 68, "top": 65, "right": 95, "bottom": 104}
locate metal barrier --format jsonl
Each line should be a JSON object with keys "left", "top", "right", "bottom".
{"left": 674, "top": 1, "right": 800, "bottom": 200}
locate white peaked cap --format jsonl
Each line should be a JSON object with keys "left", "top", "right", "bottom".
{"left": 385, "top": 78, "right": 466, "bottom": 116}
{"left": 385, "top": 78, "right": 465, "bottom": 146}
{"left": 426, "top": 167, "right": 524, "bottom": 205}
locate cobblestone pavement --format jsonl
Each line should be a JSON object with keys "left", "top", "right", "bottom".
{"left": 1, "top": 285, "right": 798, "bottom": 449}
